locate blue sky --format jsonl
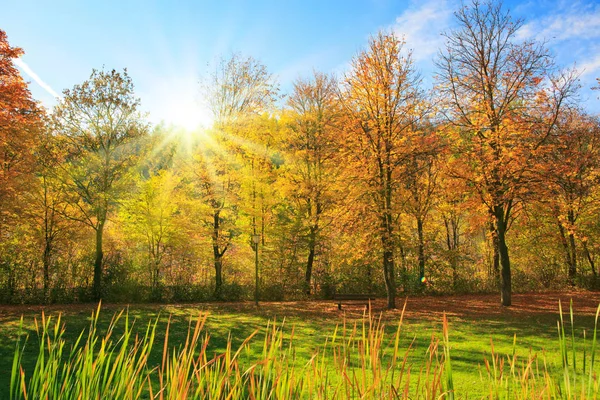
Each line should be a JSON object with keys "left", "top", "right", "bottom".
{"left": 2, "top": 0, "right": 599, "bottom": 128}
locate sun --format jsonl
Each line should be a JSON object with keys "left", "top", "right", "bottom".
{"left": 164, "top": 99, "right": 214, "bottom": 132}
{"left": 152, "top": 72, "right": 215, "bottom": 133}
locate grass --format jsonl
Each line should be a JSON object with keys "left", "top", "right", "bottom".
{"left": 0, "top": 293, "right": 599, "bottom": 398}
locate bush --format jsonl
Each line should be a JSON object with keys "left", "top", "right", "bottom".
{"left": 168, "top": 285, "right": 212, "bottom": 303}
{"left": 104, "top": 282, "right": 150, "bottom": 303}
{"left": 260, "top": 283, "right": 285, "bottom": 301}
{"left": 218, "top": 282, "right": 247, "bottom": 301}
{"left": 49, "top": 286, "right": 76, "bottom": 304}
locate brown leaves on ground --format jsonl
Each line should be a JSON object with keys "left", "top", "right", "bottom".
{"left": 0, "top": 291, "right": 598, "bottom": 324}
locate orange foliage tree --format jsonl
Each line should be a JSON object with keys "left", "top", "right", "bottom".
{"left": 0, "top": 30, "right": 43, "bottom": 216}
{"left": 436, "top": 1, "right": 578, "bottom": 305}
{"left": 539, "top": 110, "right": 600, "bottom": 283}
{"left": 286, "top": 72, "right": 344, "bottom": 294}
{"left": 341, "top": 31, "right": 427, "bottom": 309}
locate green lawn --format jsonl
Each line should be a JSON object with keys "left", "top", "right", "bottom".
{"left": 0, "top": 293, "right": 598, "bottom": 398}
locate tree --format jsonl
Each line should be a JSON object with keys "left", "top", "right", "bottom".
{"left": 0, "top": 30, "right": 44, "bottom": 301}
{"left": 204, "top": 53, "right": 279, "bottom": 124}
{"left": 540, "top": 110, "right": 600, "bottom": 283}
{"left": 53, "top": 69, "right": 146, "bottom": 300}
{"left": 122, "top": 170, "right": 184, "bottom": 293}
{"left": 199, "top": 53, "right": 278, "bottom": 298}
{"left": 437, "top": 173, "right": 469, "bottom": 288}
{"left": 286, "top": 72, "right": 343, "bottom": 295}
{"left": 22, "top": 129, "right": 71, "bottom": 301}
{"left": 341, "top": 31, "right": 425, "bottom": 309}
{"left": 436, "top": 0, "right": 577, "bottom": 306}
{"left": 401, "top": 129, "right": 442, "bottom": 286}
{"left": 0, "top": 29, "right": 43, "bottom": 222}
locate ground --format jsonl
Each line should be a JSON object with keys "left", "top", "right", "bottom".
{"left": 2, "top": 290, "right": 598, "bottom": 320}
{"left": 1, "top": 291, "right": 599, "bottom": 397}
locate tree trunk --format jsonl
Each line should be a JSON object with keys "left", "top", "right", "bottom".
{"left": 583, "top": 241, "right": 597, "bottom": 278}
{"left": 381, "top": 209, "right": 396, "bottom": 309}
{"left": 417, "top": 217, "right": 425, "bottom": 284}
{"left": 399, "top": 241, "right": 407, "bottom": 292}
{"left": 214, "top": 255, "right": 223, "bottom": 298}
{"left": 490, "top": 222, "right": 500, "bottom": 286}
{"left": 382, "top": 163, "right": 396, "bottom": 309}
{"left": 93, "top": 221, "right": 104, "bottom": 301}
{"left": 382, "top": 244, "right": 396, "bottom": 309}
{"left": 43, "top": 240, "right": 52, "bottom": 303}
{"left": 567, "top": 210, "right": 577, "bottom": 285}
{"left": 305, "top": 236, "right": 315, "bottom": 295}
{"left": 152, "top": 258, "right": 161, "bottom": 294}
{"left": 212, "top": 209, "right": 224, "bottom": 299}
{"left": 557, "top": 221, "right": 576, "bottom": 285}
{"left": 7, "top": 265, "right": 15, "bottom": 299}
{"left": 444, "top": 218, "right": 458, "bottom": 289}
{"left": 494, "top": 207, "right": 511, "bottom": 306}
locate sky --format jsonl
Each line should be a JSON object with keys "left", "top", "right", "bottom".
{"left": 2, "top": 0, "right": 599, "bottom": 129}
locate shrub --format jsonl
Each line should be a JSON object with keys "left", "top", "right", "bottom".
{"left": 218, "top": 282, "right": 247, "bottom": 301}
{"left": 259, "top": 283, "right": 285, "bottom": 301}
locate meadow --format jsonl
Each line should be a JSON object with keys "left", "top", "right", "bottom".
{"left": 1, "top": 291, "right": 599, "bottom": 399}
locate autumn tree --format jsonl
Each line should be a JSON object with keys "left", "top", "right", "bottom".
{"left": 53, "top": 69, "right": 147, "bottom": 300}
{"left": 199, "top": 53, "right": 278, "bottom": 298}
{"left": 436, "top": 0, "right": 578, "bottom": 305}
{"left": 0, "top": 30, "right": 44, "bottom": 299}
{"left": 540, "top": 110, "right": 600, "bottom": 283}
{"left": 341, "top": 32, "right": 425, "bottom": 309}
{"left": 438, "top": 174, "right": 468, "bottom": 288}
{"left": 205, "top": 53, "right": 279, "bottom": 124}
{"left": 0, "top": 30, "right": 43, "bottom": 204}
{"left": 401, "top": 126, "right": 443, "bottom": 285}
{"left": 285, "top": 72, "right": 343, "bottom": 295}
{"left": 21, "top": 129, "right": 72, "bottom": 301}
{"left": 122, "top": 170, "right": 185, "bottom": 294}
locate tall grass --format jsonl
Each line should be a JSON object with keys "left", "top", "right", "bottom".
{"left": 479, "top": 301, "right": 600, "bottom": 399}
{"left": 9, "top": 301, "right": 600, "bottom": 399}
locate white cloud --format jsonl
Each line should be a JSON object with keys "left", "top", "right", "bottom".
{"left": 392, "top": 0, "right": 455, "bottom": 62}
{"left": 578, "top": 54, "right": 600, "bottom": 79}
{"left": 514, "top": 1, "right": 600, "bottom": 108}
{"left": 385, "top": 0, "right": 600, "bottom": 113}
{"left": 13, "top": 57, "right": 61, "bottom": 99}
{"left": 518, "top": 2, "right": 600, "bottom": 42}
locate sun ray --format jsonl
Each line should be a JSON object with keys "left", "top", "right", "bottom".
{"left": 212, "top": 128, "right": 283, "bottom": 165}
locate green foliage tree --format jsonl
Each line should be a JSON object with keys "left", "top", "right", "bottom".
{"left": 53, "top": 69, "right": 147, "bottom": 300}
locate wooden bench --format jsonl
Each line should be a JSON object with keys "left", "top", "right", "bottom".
{"left": 334, "top": 293, "right": 376, "bottom": 310}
